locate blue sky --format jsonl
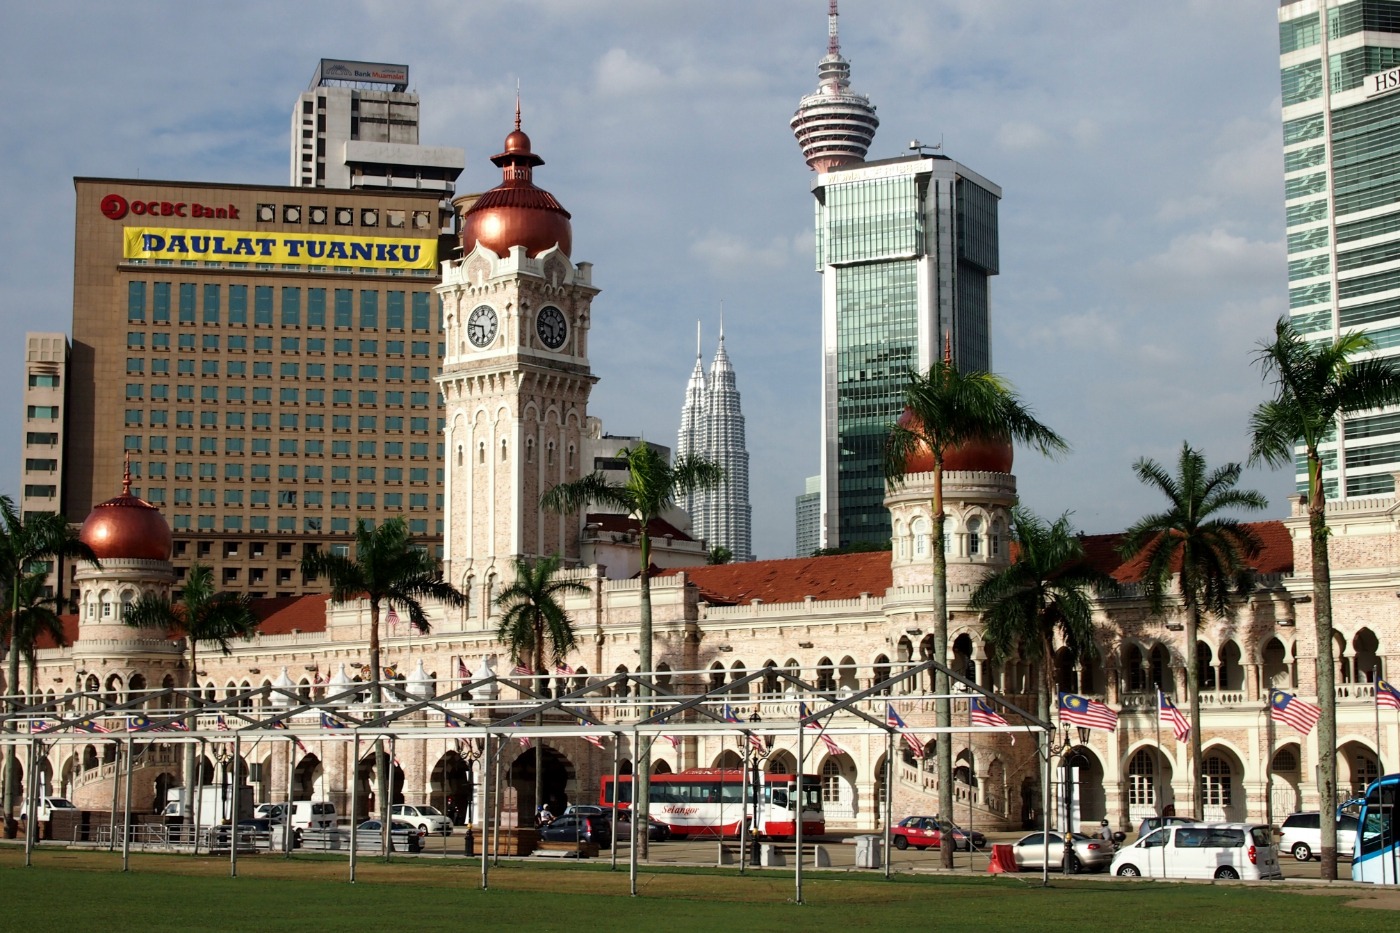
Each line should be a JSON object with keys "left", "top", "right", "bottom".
{"left": 0, "top": 1, "right": 1293, "bottom": 558}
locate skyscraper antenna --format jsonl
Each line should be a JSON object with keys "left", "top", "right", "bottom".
{"left": 696, "top": 320, "right": 702, "bottom": 359}
{"left": 719, "top": 300, "right": 725, "bottom": 343}
{"left": 515, "top": 81, "right": 522, "bottom": 130}
{"left": 828, "top": 0, "right": 841, "bottom": 57}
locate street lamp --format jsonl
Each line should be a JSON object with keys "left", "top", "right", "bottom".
{"left": 1058, "top": 729, "right": 1090, "bottom": 875}
{"left": 213, "top": 746, "right": 233, "bottom": 824}
{"left": 744, "top": 712, "right": 773, "bottom": 865}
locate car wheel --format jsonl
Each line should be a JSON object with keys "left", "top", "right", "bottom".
{"left": 1292, "top": 842, "right": 1312, "bottom": 861}
{"left": 419, "top": 823, "right": 430, "bottom": 836}
{"left": 293, "top": 828, "right": 304, "bottom": 848}
{"left": 1214, "top": 866, "right": 1239, "bottom": 880}
{"left": 893, "top": 836, "right": 909, "bottom": 850}
{"left": 1066, "top": 854, "right": 1081, "bottom": 875}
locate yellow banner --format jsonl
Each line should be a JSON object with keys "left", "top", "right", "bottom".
{"left": 123, "top": 226, "right": 438, "bottom": 271}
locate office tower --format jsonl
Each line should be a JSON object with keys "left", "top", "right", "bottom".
{"left": 291, "top": 59, "right": 464, "bottom": 196}
{"left": 793, "top": 4, "right": 1001, "bottom": 548}
{"left": 1279, "top": 3, "right": 1400, "bottom": 497}
{"left": 58, "top": 177, "right": 451, "bottom": 600}
{"left": 674, "top": 324, "right": 754, "bottom": 562}
{"left": 18, "top": 334, "right": 70, "bottom": 595}
{"left": 795, "top": 475, "right": 821, "bottom": 557}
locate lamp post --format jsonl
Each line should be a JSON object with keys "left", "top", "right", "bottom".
{"left": 744, "top": 712, "right": 772, "bottom": 866}
{"left": 214, "top": 746, "right": 233, "bottom": 825}
{"left": 1058, "top": 729, "right": 1090, "bottom": 875}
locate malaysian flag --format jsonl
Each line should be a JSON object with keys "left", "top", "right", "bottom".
{"left": 444, "top": 712, "right": 463, "bottom": 728}
{"left": 313, "top": 670, "right": 326, "bottom": 687}
{"left": 513, "top": 662, "right": 533, "bottom": 678}
{"left": 271, "top": 719, "right": 308, "bottom": 752}
{"left": 579, "top": 720, "right": 606, "bottom": 749}
{"left": 386, "top": 606, "right": 400, "bottom": 629}
{"left": 1158, "top": 691, "right": 1191, "bottom": 742}
{"left": 128, "top": 715, "right": 157, "bottom": 732}
{"left": 1377, "top": 680, "right": 1400, "bottom": 712}
{"left": 1270, "top": 690, "right": 1322, "bottom": 736}
{"left": 457, "top": 657, "right": 470, "bottom": 683}
{"left": 518, "top": 734, "right": 533, "bottom": 750}
{"left": 723, "top": 705, "right": 766, "bottom": 753}
{"left": 76, "top": 721, "right": 111, "bottom": 734}
{"left": 664, "top": 733, "right": 682, "bottom": 751}
{"left": 799, "top": 702, "right": 844, "bottom": 758}
{"left": 1058, "top": 693, "right": 1119, "bottom": 732}
{"left": 216, "top": 715, "right": 230, "bottom": 731}
{"left": 554, "top": 662, "right": 575, "bottom": 677}
{"left": 970, "top": 698, "right": 1015, "bottom": 745}
{"left": 885, "top": 705, "right": 925, "bottom": 760}
{"left": 318, "top": 712, "right": 346, "bottom": 730}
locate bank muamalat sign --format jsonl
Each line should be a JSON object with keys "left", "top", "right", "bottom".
{"left": 124, "top": 226, "right": 438, "bottom": 271}
{"left": 1369, "top": 65, "right": 1400, "bottom": 98}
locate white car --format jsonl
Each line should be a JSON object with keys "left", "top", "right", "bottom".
{"left": 1112, "top": 822, "right": 1282, "bottom": 880}
{"left": 391, "top": 803, "right": 453, "bottom": 835}
{"left": 20, "top": 795, "right": 78, "bottom": 822}
{"left": 1279, "top": 811, "right": 1358, "bottom": 862}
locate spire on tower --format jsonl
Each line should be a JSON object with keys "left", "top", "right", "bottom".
{"left": 791, "top": 0, "right": 879, "bottom": 173}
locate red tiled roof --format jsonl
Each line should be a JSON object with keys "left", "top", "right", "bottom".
{"left": 585, "top": 513, "right": 694, "bottom": 542}
{"left": 662, "top": 552, "right": 893, "bottom": 606}
{"left": 1080, "top": 520, "right": 1292, "bottom": 582}
{"left": 34, "top": 614, "right": 80, "bottom": 651}
{"left": 253, "top": 594, "right": 330, "bottom": 635}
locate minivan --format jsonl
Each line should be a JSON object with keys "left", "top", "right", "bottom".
{"left": 1279, "top": 811, "right": 1359, "bottom": 862}
{"left": 1111, "top": 822, "right": 1282, "bottom": 880}
{"left": 20, "top": 795, "right": 78, "bottom": 822}
{"left": 286, "top": 800, "right": 337, "bottom": 830}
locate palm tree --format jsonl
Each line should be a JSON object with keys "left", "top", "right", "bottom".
{"left": 4, "top": 572, "right": 72, "bottom": 700}
{"left": 495, "top": 554, "right": 588, "bottom": 820}
{"left": 540, "top": 443, "right": 722, "bottom": 855}
{"left": 124, "top": 561, "right": 259, "bottom": 821}
{"left": 883, "top": 361, "right": 1066, "bottom": 867}
{"left": 1118, "top": 442, "right": 1266, "bottom": 820}
{"left": 1248, "top": 317, "right": 1400, "bottom": 879}
{"left": 971, "top": 508, "right": 1116, "bottom": 727}
{"left": 300, "top": 517, "right": 464, "bottom": 854}
{"left": 0, "top": 496, "right": 97, "bottom": 836}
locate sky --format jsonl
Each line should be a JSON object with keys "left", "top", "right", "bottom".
{"left": 0, "top": 1, "right": 1294, "bottom": 559}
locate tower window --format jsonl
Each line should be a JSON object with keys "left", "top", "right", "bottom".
{"left": 500, "top": 439, "right": 508, "bottom": 461}
{"left": 478, "top": 442, "right": 486, "bottom": 465}
{"left": 526, "top": 438, "right": 535, "bottom": 463}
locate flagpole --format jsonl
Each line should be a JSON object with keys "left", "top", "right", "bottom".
{"left": 966, "top": 696, "right": 973, "bottom": 870}
{"left": 1153, "top": 685, "right": 1162, "bottom": 822}
{"left": 1265, "top": 690, "right": 1275, "bottom": 827}
{"left": 1375, "top": 665, "right": 1384, "bottom": 774}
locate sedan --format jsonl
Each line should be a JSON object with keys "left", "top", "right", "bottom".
{"left": 355, "top": 819, "right": 425, "bottom": 853}
{"left": 391, "top": 804, "right": 454, "bottom": 836}
{"left": 1010, "top": 832, "right": 1115, "bottom": 873}
{"left": 892, "top": 816, "right": 986, "bottom": 851}
{"left": 616, "top": 811, "right": 672, "bottom": 842}
{"left": 539, "top": 814, "right": 612, "bottom": 849}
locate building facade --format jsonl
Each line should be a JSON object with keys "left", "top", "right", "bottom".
{"left": 1279, "top": 2, "right": 1400, "bottom": 498}
{"left": 290, "top": 58, "right": 464, "bottom": 196}
{"left": 795, "top": 474, "right": 821, "bottom": 557}
{"left": 19, "top": 334, "right": 69, "bottom": 548}
{"left": 52, "top": 177, "right": 453, "bottom": 599}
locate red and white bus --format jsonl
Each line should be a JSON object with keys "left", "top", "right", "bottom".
{"left": 600, "top": 768, "right": 824, "bottom": 839}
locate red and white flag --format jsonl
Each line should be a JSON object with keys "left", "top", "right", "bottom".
{"left": 1158, "top": 692, "right": 1191, "bottom": 742}
{"left": 1270, "top": 690, "right": 1322, "bottom": 736}
{"left": 457, "top": 656, "right": 470, "bottom": 683}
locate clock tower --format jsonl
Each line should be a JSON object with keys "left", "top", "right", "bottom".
{"left": 437, "top": 110, "right": 598, "bottom": 593}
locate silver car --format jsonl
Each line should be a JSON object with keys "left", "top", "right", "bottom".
{"left": 1011, "top": 831, "right": 1116, "bottom": 873}
{"left": 391, "top": 804, "right": 454, "bottom": 835}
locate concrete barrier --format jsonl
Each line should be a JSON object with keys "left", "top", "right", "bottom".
{"left": 760, "top": 844, "right": 786, "bottom": 867}
{"left": 717, "top": 843, "right": 736, "bottom": 866}
{"left": 811, "top": 845, "right": 830, "bottom": 868}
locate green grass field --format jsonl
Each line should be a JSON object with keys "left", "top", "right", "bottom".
{"left": 0, "top": 848, "right": 1391, "bottom": 933}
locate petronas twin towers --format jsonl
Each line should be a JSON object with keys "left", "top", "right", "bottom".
{"left": 676, "top": 323, "right": 753, "bottom": 563}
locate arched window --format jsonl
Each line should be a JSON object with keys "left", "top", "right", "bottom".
{"left": 822, "top": 759, "right": 842, "bottom": 803}
{"left": 1271, "top": 748, "right": 1298, "bottom": 772}
{"left": 912, "top": 518, "right": 929, "bottom": 558}
{"left": 1201, "top": 755, "right": 1232, "bottom": 807}
{"left": 120, "top": 590, "right": 135, "bottom": 619}
{"left": 526, "top": 437, "right": 535, "bottom": 463}
{"left": 547, "top": 442, "right": 556, "bottom": 466}
{"left": 500, "top": 438, "right": 508, "bottom": 461}
{"left": 567, "top": 445, "right": 575, "bottom": 468}
{"left": 457, "top": 445, "right": 463, "bottom": 467}
{"left": 477, "top": 442, "right": 486, "bottom": 465}
{"left": 967, "top": 517, "right": 982, "bottom": 556}
{"left": 1127, "top": 749, "right": 1156, "bottom": 807}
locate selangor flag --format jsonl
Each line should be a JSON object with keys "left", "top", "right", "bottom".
{"left": 885, "top": 704, "right": 925, "bottom": 760}
{"left": 971, "top": 698, "right": 1015, "bottom": 745}
{"left": 1377, "top": 680, "right": 1400, "bottom": 712}
{"left": 1058, "top": 693, "right": 1119, "bottom": 732}
{"left": 1270, "top": 690, "right": 1322, "bottom": 736}
{"left": 1159, "top": 692, "right": 1191, "bottom": 742}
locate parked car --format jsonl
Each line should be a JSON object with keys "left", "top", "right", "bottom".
{"left": 1112, "top": 823, "right": 1281, "bottom": 880}
{"left": 19, "top": 796, "right": 78, "bottom": 822}
{"left": 1136, "top": 815, "right": 1200, "bottom": 839}
{"left": 1279, "top": 811, "right": 1359, "bottom": 862}
{"left": 539, "top": 814, "right": 612, "bottom": 849}
{"left": 391, "top": 803, "right": 454, "bottom": 836}
{"left": 1010, "top": 831, "right": 1116, "bottom": 873}
{"left": 892, "top": 816, "right": 986, "bottom": 851}
{"left": 616, "top": 810, "right": 672, "bottom": 842}
{"left": 208, "top": 818, "right": 293, "bottom": 849}
{"left": 355, "top": 819, "right": 425, "bottom": 853}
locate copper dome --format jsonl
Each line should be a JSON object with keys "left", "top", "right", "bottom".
{"left": 896, "top": 408, "right": 1014, "bottom": 476}
{"left": 460, "top": 107, "right": 572, "bottom": 259}
{"left": 79, "top": 472, "right": 173, "bottom": 562}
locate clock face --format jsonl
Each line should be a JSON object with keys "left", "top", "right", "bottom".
{"left": 536, "top": 306, "right": 568, "bottom": 349}
{"left": 467, "top": 305, "right": 498, "bottom": 348}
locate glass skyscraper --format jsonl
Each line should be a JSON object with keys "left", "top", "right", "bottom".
{"left": 1280, "top": 1, "right": 1400, "bottom": 498}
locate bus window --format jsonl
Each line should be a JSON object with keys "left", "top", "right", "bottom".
{"left": 719, "top": 783, "right": 744, "bottom": 804}
{"left": 799, "top": 782, "right": 822, "bottom": 812}
{"left": 770, "top": 789, "right": 789, "bottom": 810}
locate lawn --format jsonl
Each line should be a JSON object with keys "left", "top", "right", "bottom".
{"left": 0, "top": 847, "right": 1390, "bottom": 933}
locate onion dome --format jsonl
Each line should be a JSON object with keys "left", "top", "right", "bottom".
{"left": 79, "top": 462, "right": 173, "bottom": 561}
{"left": 460, "top": 100, "right": 572, "bottom": 258}
{"left": 791, "top": 1, "right": 878, "bottom": 173}
{"left": 895, "top": 408, "right": 1014, "bottom": 475}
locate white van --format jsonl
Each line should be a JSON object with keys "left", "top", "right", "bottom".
{"left": 286, "top": 800, "right": 337, "bottom": 830}
{"left": 1111, "top": 822, "right": 1282, "bottom": 880}
{"left": 20, "top": 796, "right": 78, "bottom": 822}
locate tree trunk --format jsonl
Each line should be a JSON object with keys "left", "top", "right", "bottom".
{"left": 183, "top": 640, "right": 198, "bottom": 823}
{"left": 635, "top": 528, "right": 652, "bottom": 860}
{"left": 368, "top": 602, "right": 390, "bottom": 859}
{"left": 931, "top": 466, "right": 953, "bottom": 870}
{"left": 1186, "top": 602, "right": 1203, "bottom": 821}
{"left": 1309, "top": 480, "right": 1338, "bottom": 880}
{"left": 534, "top": 640, "right": 544, "bottom": 821}
{"left": 3, "top": 574, "right": 21, "bottom": 836}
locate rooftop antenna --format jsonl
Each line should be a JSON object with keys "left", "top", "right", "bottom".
{"left": 515, "top": 81, "right": 521, "bottom": 130}
{"left": 696, "top": 320, "right": 702, "bottom": 360}
{"left": 828, "top": 0, "right": 841, "bottom": 56}
{"left": 909, "top": 137, "right": 944, "bottom": 156}
{"left": 718, "top": 300, "right": 725, "bottom": 344}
